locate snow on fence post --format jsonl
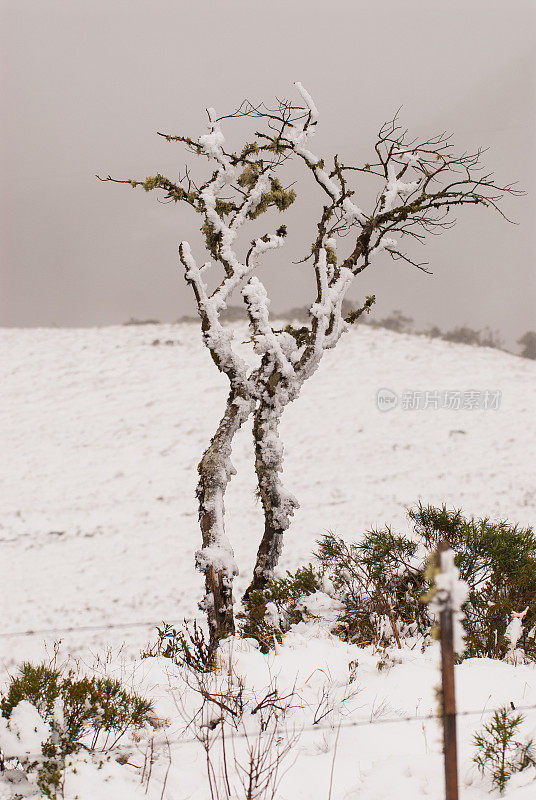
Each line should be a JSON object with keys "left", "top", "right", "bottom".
{"left": 428, "top": 539, "right": 469, "bottom": 800}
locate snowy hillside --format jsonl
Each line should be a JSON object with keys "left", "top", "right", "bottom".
{"left": 2, "top": 322, "right": 536, "bottom": 800}
{"left": 1, "top": 322, "right": 535, "bottom": 665}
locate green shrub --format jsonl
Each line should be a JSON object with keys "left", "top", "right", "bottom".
{"left": 243, "top": 505, "right": 536, "bottom": 660}
{"left": 407, "top": 505, "right": 536, "bottom": 659}
{"left": 332, "top": 506, "right": 535, "bottom": 658}
{"left": 0, "top": 662, "right": 152, "bottom": 798}
{"left": 316, "top": 505, "right": 536, "bottom": 660}
{"left": 239, "top": 564, "right": 323, "bottom": 651}
{"left": 315, "top": 526, "right": 428, "bottom": 647}
{"left": 1, "top": 663, "right": 62, "bottom": 721}
{"left": 153, "top": 620, "right": 215, "bottom": 671}
{"left": 473, "top": 706, "right": 536, "bottom": 793}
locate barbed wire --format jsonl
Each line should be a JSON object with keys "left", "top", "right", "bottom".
{"left": 141, "top": 701, "right": 536, "bottom": 748}
{"left": 4, "top": 702, "right": 536, "bottom": 763}
{"left": 0, "top": 619, "right": 194, "bottom": 640}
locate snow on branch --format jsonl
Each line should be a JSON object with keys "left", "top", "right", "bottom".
{"left": 429, "top": 548, "right": 469, "bottom": 655}
{"left": 284, "top": 86, "right": 366, "bottom": 224}
{"left": 381, "top": 162, "right": 421, "bottom": 213}
{"left": 168, "top": 85, "right": 521, "bottom": 399}
{"left": 308, "top": 249, "right": 353, "bottom": 352}
{"left": 294, "top": 81, "right": 319, "bottom": 124}
{"left": 179, "top": 241, "right": 250, "bottom": 390}
{"left": 198, "top": 108, "right": 229, "bottom": 165}
{"left": 242, "top": 276, "right": 296, "bottom": 380}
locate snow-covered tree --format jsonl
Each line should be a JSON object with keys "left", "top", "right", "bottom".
{"left": 100, "top": 84, "right": 519, "bottom": 648}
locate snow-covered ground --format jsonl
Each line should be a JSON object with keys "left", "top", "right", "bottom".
{"left": 1, "top": 322, "right": 535, "bottom": 798}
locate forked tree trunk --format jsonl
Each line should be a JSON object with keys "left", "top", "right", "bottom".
{"left": 244, "top": 391, "right": 299, "bottom": 598}
{"left": 196, "top": 390, "right": 253, "bottom": 648}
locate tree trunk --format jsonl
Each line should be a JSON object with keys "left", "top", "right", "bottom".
{"left": 196, "top": 390, "right": 253, "bottom": 649}
{"left": 244, "top": 394, "right": 299, "bottom": 598}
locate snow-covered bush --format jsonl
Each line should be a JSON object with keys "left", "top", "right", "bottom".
{"left": 240, "top": 505, "right": 536, "bottom": 661}
{"left": 317, "top": 505, "right": 536, "bottom": 660}
{"left": 406, "top": 505, "right": 536, "bottom": 660}
{"left": 315, "top": 527, "right": 427, "bottom": 648}
{"left": 0, "top": 662, "right": 152, "bottom": 798}
{"left": 239, "top": 564, "right": 323, "bottom": 650}
{"left": 473, "top": 706, "right": 536, "bottom": 794}
{"left": 240, "top": 523, "right": 430, "bottom": 652}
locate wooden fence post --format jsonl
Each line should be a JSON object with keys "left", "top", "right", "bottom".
{"left": 438, "top": 540, "right": 459, "bottom": 800}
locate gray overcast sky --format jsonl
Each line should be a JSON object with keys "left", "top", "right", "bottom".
{"left": 1, "top": 0, "right": 535, "bottom": 346}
